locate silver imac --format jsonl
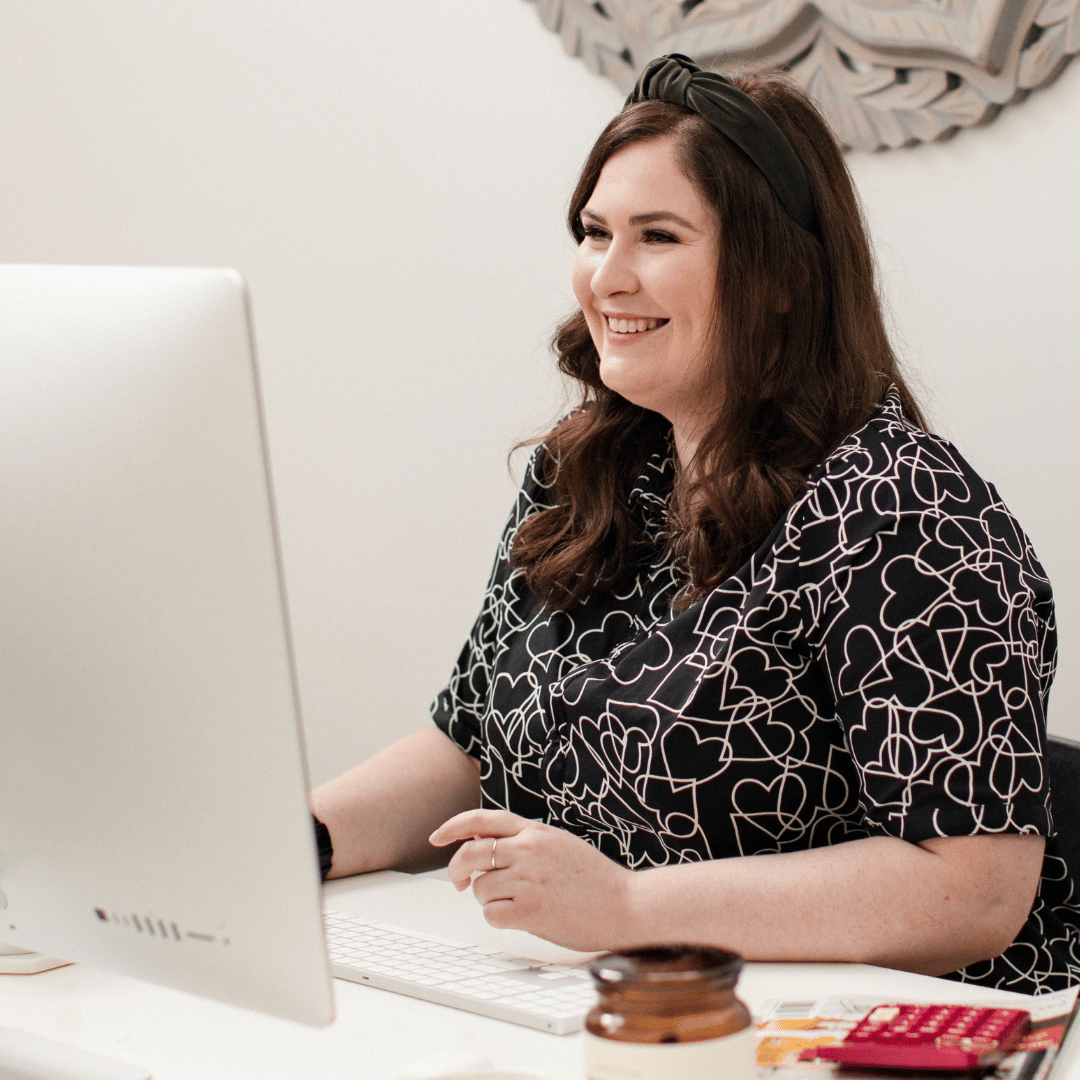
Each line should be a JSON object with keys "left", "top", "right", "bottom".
{"left": 0, "top": 265, "right": 334, "bottom": 1076}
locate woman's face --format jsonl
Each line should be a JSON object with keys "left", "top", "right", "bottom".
{"left": 572, "top": 135, "right": 721, "bottom": 454}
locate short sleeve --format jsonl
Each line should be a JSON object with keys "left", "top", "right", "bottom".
{"left": 430, "top": 446, "right": 555, "bottom": 759}
{"left": 796, "top": 425, "right": 1056, "bottom": 842}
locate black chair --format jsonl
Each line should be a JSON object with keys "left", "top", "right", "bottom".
{"left": 1048, "top": 734, "right": 1080, "bottom": 884}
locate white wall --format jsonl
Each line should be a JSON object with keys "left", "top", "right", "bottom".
{"left": 0, "top": 1, "right": 1075, "bottom": 784}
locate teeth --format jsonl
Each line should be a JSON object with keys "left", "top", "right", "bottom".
{"left": 607, "top": 316, "right": 660, "bottom": 334}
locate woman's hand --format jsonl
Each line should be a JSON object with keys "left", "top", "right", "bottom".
{"left": 429, "top": 809, "right": 633, "bottom": 953}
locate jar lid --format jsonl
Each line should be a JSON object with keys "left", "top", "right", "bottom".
{"left": 589, "top": 945, "right": 743, "bottom": 986}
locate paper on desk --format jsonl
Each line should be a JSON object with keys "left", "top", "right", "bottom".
{"left": 754, "top": 985, "right": 1080, "bottom": 1080}
{"left": 322, "top": 870, "right": 601, "bottom": 967}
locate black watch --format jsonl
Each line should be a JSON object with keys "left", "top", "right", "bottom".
{"left": 312, "top": 814, "right": 333, "bottom": 881}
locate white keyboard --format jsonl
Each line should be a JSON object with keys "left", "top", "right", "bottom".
{"left": 323, "top": 908, "right": 597, "bottom": 1034}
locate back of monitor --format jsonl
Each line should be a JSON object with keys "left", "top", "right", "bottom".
{"left": 0, "top": 265, "right": 333, "bottom": 1026}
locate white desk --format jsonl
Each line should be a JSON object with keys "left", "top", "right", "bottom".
{"left": 2, "top": 871, "right": 1075, "bottom": 1080}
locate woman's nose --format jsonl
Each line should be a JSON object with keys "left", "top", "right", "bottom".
{"left": 590, "top": 241, "right": 638, "bottom": 297}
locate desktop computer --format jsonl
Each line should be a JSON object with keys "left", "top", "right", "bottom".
{"left": 0, "top": 266, "right": 597, "bottom": 1080}
{"left": 0, "top": 265, "right": 335, "bottom": 1078}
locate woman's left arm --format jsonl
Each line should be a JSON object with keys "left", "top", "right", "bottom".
{"left": 430, "top": 809, "right": 1044, "bottom": 974}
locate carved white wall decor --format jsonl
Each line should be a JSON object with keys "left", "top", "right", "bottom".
{"left": 527, "top": 0, "right": 1080, "bottom": 149}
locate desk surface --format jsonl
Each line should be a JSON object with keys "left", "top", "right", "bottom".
{"left": 2, "top": 871, "right": 1075, "bottom": 1080}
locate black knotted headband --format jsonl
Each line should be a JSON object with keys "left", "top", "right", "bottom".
{"left": 626, "top": 54, "right": 821, "bottom": 239}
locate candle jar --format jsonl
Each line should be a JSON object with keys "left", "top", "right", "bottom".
{"left": 583, "top": 945, "right": 755, "bottom": 1080}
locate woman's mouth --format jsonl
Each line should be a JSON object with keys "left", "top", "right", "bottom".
{"left": 604, "top": 315, "right": 668, "bottom": 335}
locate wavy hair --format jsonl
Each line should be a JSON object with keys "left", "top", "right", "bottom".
{"left": 511, "top": 72, "right": 925, "bottom": 610}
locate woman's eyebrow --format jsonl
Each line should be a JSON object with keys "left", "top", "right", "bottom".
{"left": 629, "top": 211, "right": 699, "bottom": 229}
{"left": 580, "top": 207, "right": 700, "bottom": 230}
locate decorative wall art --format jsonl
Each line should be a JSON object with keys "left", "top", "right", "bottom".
{"left": 526, "top": 0, "right": 1080, "bottom": 149}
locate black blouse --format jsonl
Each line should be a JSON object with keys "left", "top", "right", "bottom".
{"left": 433, "top": 391, "right": 1078, "bottom": 993}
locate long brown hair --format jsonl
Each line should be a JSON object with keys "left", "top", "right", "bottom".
{"left": 511, "top": 71, "right": 925, "bottom": 610}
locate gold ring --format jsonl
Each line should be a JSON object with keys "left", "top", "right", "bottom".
{"left": 491, "top": 837, "right": 498, "bottom": 871}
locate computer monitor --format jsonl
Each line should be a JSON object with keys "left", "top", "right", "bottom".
{"left": 0, "top": 267, "right": 335, "bottom": 1046}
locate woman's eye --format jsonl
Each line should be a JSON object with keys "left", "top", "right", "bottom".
{"left": 643, "top": 230, "right": 677, "bottom": 244}
{"left": 580, "top": 225, "right": 609, "bottom": 242}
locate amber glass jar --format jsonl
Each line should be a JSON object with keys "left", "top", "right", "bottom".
{"left": 583, "top": 946, "right": 755, "bottom": 1080}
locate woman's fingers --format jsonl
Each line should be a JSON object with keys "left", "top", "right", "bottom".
{"left": 442, "top": 835, "right": 502, "bottom": 890}
{"left": 428, "top": 808, "right": 526, "bottom": 847}
{"left": 431, "top": 809, "right": 529, "bottom": 890}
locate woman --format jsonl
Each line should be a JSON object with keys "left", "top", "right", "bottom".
{"left": 311, "top": 55, "right": 1075, "bottom": 993}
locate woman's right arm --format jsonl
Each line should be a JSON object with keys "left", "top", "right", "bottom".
{"left": 308, "top": 726, "right": 482, "bottom": 878}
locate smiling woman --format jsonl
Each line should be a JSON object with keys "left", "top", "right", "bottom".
{"left": 512, "top": 69, "right": 924, "bottom": 611}
{"left": 571, "top": 138, "right": 721, "bottom": 462}
{"left": 310, "top": 54, "right": 1075, "bottom": 996}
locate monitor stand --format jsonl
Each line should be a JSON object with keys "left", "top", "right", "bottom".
{"left": 0, "top": 942, "right": 72, "bottom": 975}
